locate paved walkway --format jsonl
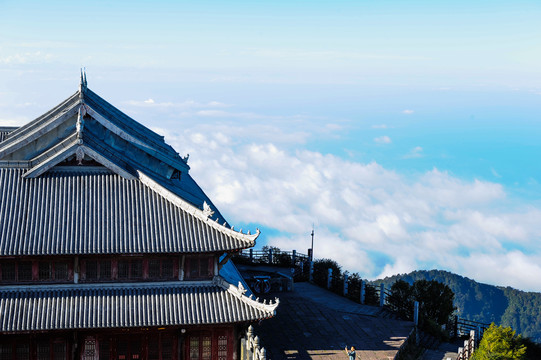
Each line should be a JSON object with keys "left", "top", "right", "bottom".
{"left": 420, "top": 341, "right": 460, "bottom": 360}
{"left": 254, "top": 282, "right": 414, "bottom": 360}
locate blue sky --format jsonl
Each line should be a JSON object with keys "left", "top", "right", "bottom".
{"left": 1, "top": 0, "right": 541, "bottom": 291}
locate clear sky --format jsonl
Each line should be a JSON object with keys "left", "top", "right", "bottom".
{"left": 1, "top": 0, "right": 541, "bottom": 291}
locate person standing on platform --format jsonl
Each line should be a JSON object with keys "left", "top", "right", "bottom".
{"left": 345, "top": 346, "right": 356, "bottom": 360}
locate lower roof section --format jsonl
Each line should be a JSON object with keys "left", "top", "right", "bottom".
{"left": 0, "top": 277, "right": 278, "bottom": 333}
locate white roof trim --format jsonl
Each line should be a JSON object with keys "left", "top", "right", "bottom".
{"left": 137, "top": 170, "right": 260, "bottom": 245}
{"left": 214, "top": 276, "right": 279, "bottom": 315}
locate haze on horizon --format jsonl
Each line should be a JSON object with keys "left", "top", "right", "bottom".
{"left": 1, "top": 0, "right": 541, "bottom": 291}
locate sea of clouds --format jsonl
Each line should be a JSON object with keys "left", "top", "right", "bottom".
{"left": 132, "top": 98, "right": 541, "bottom": 293}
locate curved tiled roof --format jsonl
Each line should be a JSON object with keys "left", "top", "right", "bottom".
{"left": 0, "top": 278, "right": 278, "bottom": 332}
{"left": 0, "top": 168, "right": 257, "bottom": 255}
{"left": 0, "top": 79, "right": 260, "bottom": 255}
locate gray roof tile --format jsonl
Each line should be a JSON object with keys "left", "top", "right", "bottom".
{"left": 0, "top": 168, "right": 257, "bottom": 255}
{"left": 0, "top": 279, "right": 278, "bottom": 332}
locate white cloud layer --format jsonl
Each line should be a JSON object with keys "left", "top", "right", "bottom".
{"left": 155, "top": 123, "right": 541, "bottom": 292}
{"left": 374, "top": 135, "right": 392, "bottom": 144}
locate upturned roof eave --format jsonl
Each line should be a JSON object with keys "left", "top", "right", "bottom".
{"left": 137, "top": 170, "right": 260, "bottom": 246}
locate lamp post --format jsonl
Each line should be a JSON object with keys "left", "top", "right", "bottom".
{"left": 310, "top": 225, "right": 314, "bottom": 261}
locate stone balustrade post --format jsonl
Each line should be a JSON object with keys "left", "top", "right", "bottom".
{"left": 249, "top": 248, "right": 253, "bottom": 263}
{"left": 343, "top": 274, "right": 348, "bottom": 296}
{"left": 379, "top": 283, "right": 385, "bottom": 307}
{"left": 309, "top": 261, "right": 313, "bottom": 282}
{"left": 327, "top": 268, "right": 332, "bottom": 289}
{"left": 360, "top": 280, "right": 365, "bottom": 304}
{"left": 268, "top": 249, "right": 273, "bottom": 264}
{"left": 292, "top": 250, "right": 296, "bottom": 265}
{"left": 414, "top": 301, "right": 419, "bottom": 327}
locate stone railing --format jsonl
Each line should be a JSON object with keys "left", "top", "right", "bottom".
{"left": 457, "top": 330, "right": 476, "bottom": 360}
{"left": 240, "top": 325, "right": 267, "bottom": 360}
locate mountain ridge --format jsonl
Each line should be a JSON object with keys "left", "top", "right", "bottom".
{"left": 373, "top": 269, "right": 541, "bottom": 342}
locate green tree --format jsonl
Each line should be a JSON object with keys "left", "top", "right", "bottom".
{"left": 388, "top": 279, "right": 414, "bottom": 320}
{"left": 412, "top": 279, "right": 456, "bottom": 325}
{"left": 472, "top": 323, "right": 526, "bottom": 360}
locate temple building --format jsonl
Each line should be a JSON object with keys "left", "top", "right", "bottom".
{"left": 0, "top": 73, "right": 277, "bottom": 360}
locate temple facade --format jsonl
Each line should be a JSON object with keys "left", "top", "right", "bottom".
{"left": 0, "top": 74, "right": 277, "bottom": 360}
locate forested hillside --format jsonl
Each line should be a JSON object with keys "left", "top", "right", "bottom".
{"left": 375, "top": 270, "right": 541, "bottom": 342}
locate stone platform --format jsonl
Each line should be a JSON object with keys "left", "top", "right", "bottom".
{"left": 254, "top": 282, "right": 414, "bottom": 360}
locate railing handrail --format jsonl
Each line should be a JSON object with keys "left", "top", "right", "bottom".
{"left": 237, "top": 249, "right": 310, "bottom": 259}
{"left": 457, "top": 317, "right": 490, "bottom": 327}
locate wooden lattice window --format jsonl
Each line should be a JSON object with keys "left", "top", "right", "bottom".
{"left": 148, "top": 337, "right": 159, "bottom": 360}
{"left": 83, "top": 259, "right": 112, "bottom": 282}
{"left": 99, "top": 338, "right": 110, "bottom": 360}
{"left": 38, "top": 262, "right": 52, "bottom": 281}
{"left": 162, "top": 336, "right": 173, "bottom": 360}
{"left": 130, "top": 340, "right": 141, "bottom": 360}
{"left": 0, "top": 344, "right": 12, "bottom": 360}
{"left": 53, "top": 341, "right": 66, "bottom": 360}
{"left": 0, "top": 261, "right": 15, "bottom": 281}
{"left": 117, "top": 259, "right": 143, "bottom": 280}
{"left": 117, "top": 339, "right": 128, "bottom": 360}
{"left": 0, "top": 260, "right": 72, "bottom": 283}
{"left": 189, "top": 338, "right": 199, "bottom": 360}
{"left": 218, "top": 336, "right": 228, "bottom": 360}
{"left": 80, "top": 257, "right": 178, "bottom": 282}
{"left": 0, "top": 341, "right": 31, "bottom": 360}
{"left": 201, "top": 336, "right": 211, "bottom": 360}
{"left": 116, "top": 337, "right": 142, "bottom": 360}
{"left": 82, "top": 338, "right": 96, "bottom": 360}
{"left": 85, "top": 260, "right": 98, "bottom": 280}
{"left": 100, "top": 260, "right": 111, "bottom": 279}
{"left": 118, "top": 260, "right": 129, "bottom": 280}
{"left": 149, "top": 258, "right": 176, "bottom": 280}
{"left": 54, "top": 261, "right": 69, "bottom": 280}
{"left": 18, "top": 261, "right": 33, "bottom": 281}
{"left": 37, "top": 342, "right": 50, "bottom": 360}
{"left": 16, "top": 342, "right": 30, "bottom": 360}
{"left": 132, "top": 260, "right": 143, "bottom": 279}
{"left": 185, "top": 256, "right": 214, "bottom": 280}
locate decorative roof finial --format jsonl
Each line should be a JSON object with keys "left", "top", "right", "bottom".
{"left": 79, "top": 68, "right": 87, "bottom": 98}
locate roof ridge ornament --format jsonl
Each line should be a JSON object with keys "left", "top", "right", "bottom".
{"left": 76, "top": 104, "right": 87, "bottom": 141}
{"left": 75, "top": 147, "right": 85, "bottom": 165}
{"left": 202, "top": 201, "right": 215, "bottom": 218}
{"left": 79, "top": 68, "right": 87, "bottom": 99}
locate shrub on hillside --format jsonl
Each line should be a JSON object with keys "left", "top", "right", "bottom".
{"left": 472, "top": 324, "right": 526, "bottom": 360}
{"left": 312, "top": 259, "right": 342, "bottom": 293}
